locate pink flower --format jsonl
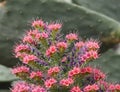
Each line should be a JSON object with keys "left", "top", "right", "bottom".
{"left": 60, "top": 78, "right": 74, "bottom": 87}
{"left": 80, "top": 66, "right": 92, "bottom": 74}
{"left": 47, "top": 23, "right": 62, "bottom": 31}
{"left": 27, "top": 30, "right": 38, "bottom": 37}
{"left": 81, "top": 50, "right": 98, "bottom": 62}
{"left": 107, "top": 84, "right": 120, "bottom": 91}
{"left": 85, "top": 40, "right": 100, "bottom": 50}
{"left": 14, "top": 44, "right": 30, "bottom": 54}
{"left": 83, "top": 84, "right": 99, "bottom": 92}
{"left": 48, "top": 66, "right": 60, "bottom": 76}
{"left": 68, "top": 67, "right": 81, "bottom": 77}
{"left": 32, "top": 86, "right": 46, "bottom": 92}
{"left": 23, "top": 54, "right": 38, "bottom": 64}
{"left": 108, "top": 84, "right": 116, "bottom": 91}
{"left": 98, "top": 80, "right": 109, "bottom": 90}
{"left": 35, "top": 32, "right": 48, "bottom": 40}
{"left": 115, "top": 84, "right": 120, "bottom": 91}
{"left": 23, "top": 35, "right": 35, "bottom": 44}
{"left": 66, "top": 33, "right": 78, "bottom": 41}
{"left": 56, "top": 42, "right": 68, "bottom": 51}
{"left": 11, "top": 81, "right": 30, "bottom": 92}
{"left": 75, "top": 41, "right": 84, "bottom": 49}
{"left": 32, "top": 19, "right": 45, "bottom": 28}
{"left": 12, "top": 66, "right": 29, "bottom": 74}
{"left": 15, "top": 52, "right": 27, "bottom": 58}
{"left": 30, "top": 71, "right": 42, "bottom": 79}
{"left": 93, "top": 68, "right": 106, "bottom": 81}
{"left": 44, "top": 78, "right": 57, "bottom": 89}
{"left": 46, "top": 45, "right": 57, "bottom": 56}
{"left": 71, "top": 86, "right": 82, "bottom": 92}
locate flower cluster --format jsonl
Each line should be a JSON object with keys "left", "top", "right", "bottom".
{"left": 11, "top": 19, "right": 120, "bottom": 92}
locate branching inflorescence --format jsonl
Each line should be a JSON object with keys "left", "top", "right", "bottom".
{"left": 11, "top": 19, "right": 120, "bottom": 92}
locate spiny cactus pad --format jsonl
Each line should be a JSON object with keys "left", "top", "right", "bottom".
{"left": 72, "top": 0, "right": 120, "bottom": 22}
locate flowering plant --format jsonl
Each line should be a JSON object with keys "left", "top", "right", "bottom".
{"left": 11, "top": 19, "right": 120, "bottom": 92}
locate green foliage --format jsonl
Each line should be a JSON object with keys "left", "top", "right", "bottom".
{"left": 72, "top": 0, "right": 120, "bottom": 22}
{"left": 0, "top": 65, "right": 17, "bottom": 82}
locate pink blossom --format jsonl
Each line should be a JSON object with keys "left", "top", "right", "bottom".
{"left": 107, "top": 84, "right": 120, "bottom": 91}
{"left": 44, "top": 78, "right": 57, "bottom": 89}
{"left": 11, "top": 81, "right": 30, "bottom": 92}
{"left": 85, "top": 40, "right": 100, "bottom": 50}
{"left": 32, "top": 86, "right": 46, "bottom": 92}
{"left": 115, "top": 84, "right": 120, "bottom": 91}
{"left": 23, "top": 54, "right": 38, "bottom": 64}
{"left": 46, "top": 45, "right": 57, "bottom": 56}
{"left": 56, "top": 42, "right": 68, "bottom": 51}
{"left": 30, "top": 71, "right": 42, "bottom": 79}
{"left": 48, "top": 66, "right": 60, "bottom": 76}
{"left": 66, "top": 33, "right": 78, "bottom": 41}
{"left": 27, "top": 30, "right": 38, "bottom": 37}
{"left": 71, "top": 86, "right": 82, "bottom": 92}
{"left": 15, "top": 52, "right": 27, "bottom": 58}
{"left": 14, "top": 44, "right": 30, "bottom": 54}
{"left": 80, "top": 66, "right": 92, "bottom": 74}
{"left": 93, "top": 68, "right": 106, "bottom": 81}
{"left": 47, "top": 23, "right": 62, "bottom": 31}
{"left": 35, "top": 32, "right": 48, "bottom": 40}
{"left": 98, "top": 80, "right": 109, "bottom": 90}
{"left": 12, "top": 66, "right": 29, "bottom": 74}
{"left": 32, "top": 19, "right": 45, "bottom": 28}
{"left": 108, "top": 84, "right": 116, "bottom": 91}
{"left": 81, "top": 50, "right": 98, "bottom": 62}
{"left": 83, "top": 84, "right": 99, "bottom": 92}
{"left": 23, "top": 35, "right": 35, "bottom": 44}
{"left": 60, "top": 78, "right": 74, "bottom": 87}
{"left": 68, "top": 67, "right": 81, "bottom": 77}
{"left": 75, "top": 41, "right": 84, "bottom": 49}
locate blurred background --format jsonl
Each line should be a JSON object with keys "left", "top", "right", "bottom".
{"left": 0, "top": 0, "right": 120, "bottom": 91}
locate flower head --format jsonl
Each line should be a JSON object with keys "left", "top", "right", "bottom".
{"left": 93, "top": 68, "right": 106, "bottom": 81}
{"left": 80, "top": 66, "right": 92, "bottom": 74}
{"left": 14, "top": 44, "right": 30, "bottom": 54}
{"left": 47, "top": 23, "right": 62, "bottom": 31}
{"left": 71, "top": 86, "right": 82, "bottom": 92}
{"left": 48, "top": 66, "right": 60, "bottom": 76}
{"left": 27, "top": 30, "right": 38, "bottom": 37}
{"left": 32, "top": 19, "right": 45, "bottom": 29}
{"left": 81, "top": 50, "right": 98, "bottom": 62}
{"left": 60, "top": 78, "right": 74, "bottom": 87}
{"left": 23, "top": 54, "right": 38, "bottom": 64}
{"left": 35, "top": 32, "right": 48, "bottom": 40}
{"left": 23, "top": 35, "right": 35, "bottom": 45}
{"left": 32, "top": 86, "right": 46, "bottom": 92}
{"left": 44, "top": 78, "right": 57, "bottom": 89}
{"left": 68, "top": 67, "right": 81, "bottom": 77}
{"left": 66, "top": 33, "right": 78, "bottom": 41}
{"left": 30, "top": 71, "right": 43, "bottom": 79}
{"left": 56, "top": 42, "right": 68, "bottom": 51}
{"left": 85, "top": 40, "right": 100, "bottom": 50}
{"left": 11, "top": 81, "right": 30, "bottom": 92}
{"left": 83, "top": 84, "right": 99, "bottom": 92}
{"left": 12, "top": 66, "right": 29, "bottom": 74}
{"left": 46, "top": 45, "right": 57, "bottom": 57}
{"left": 75, "top": 41, "right": 84, "bottom": 49}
